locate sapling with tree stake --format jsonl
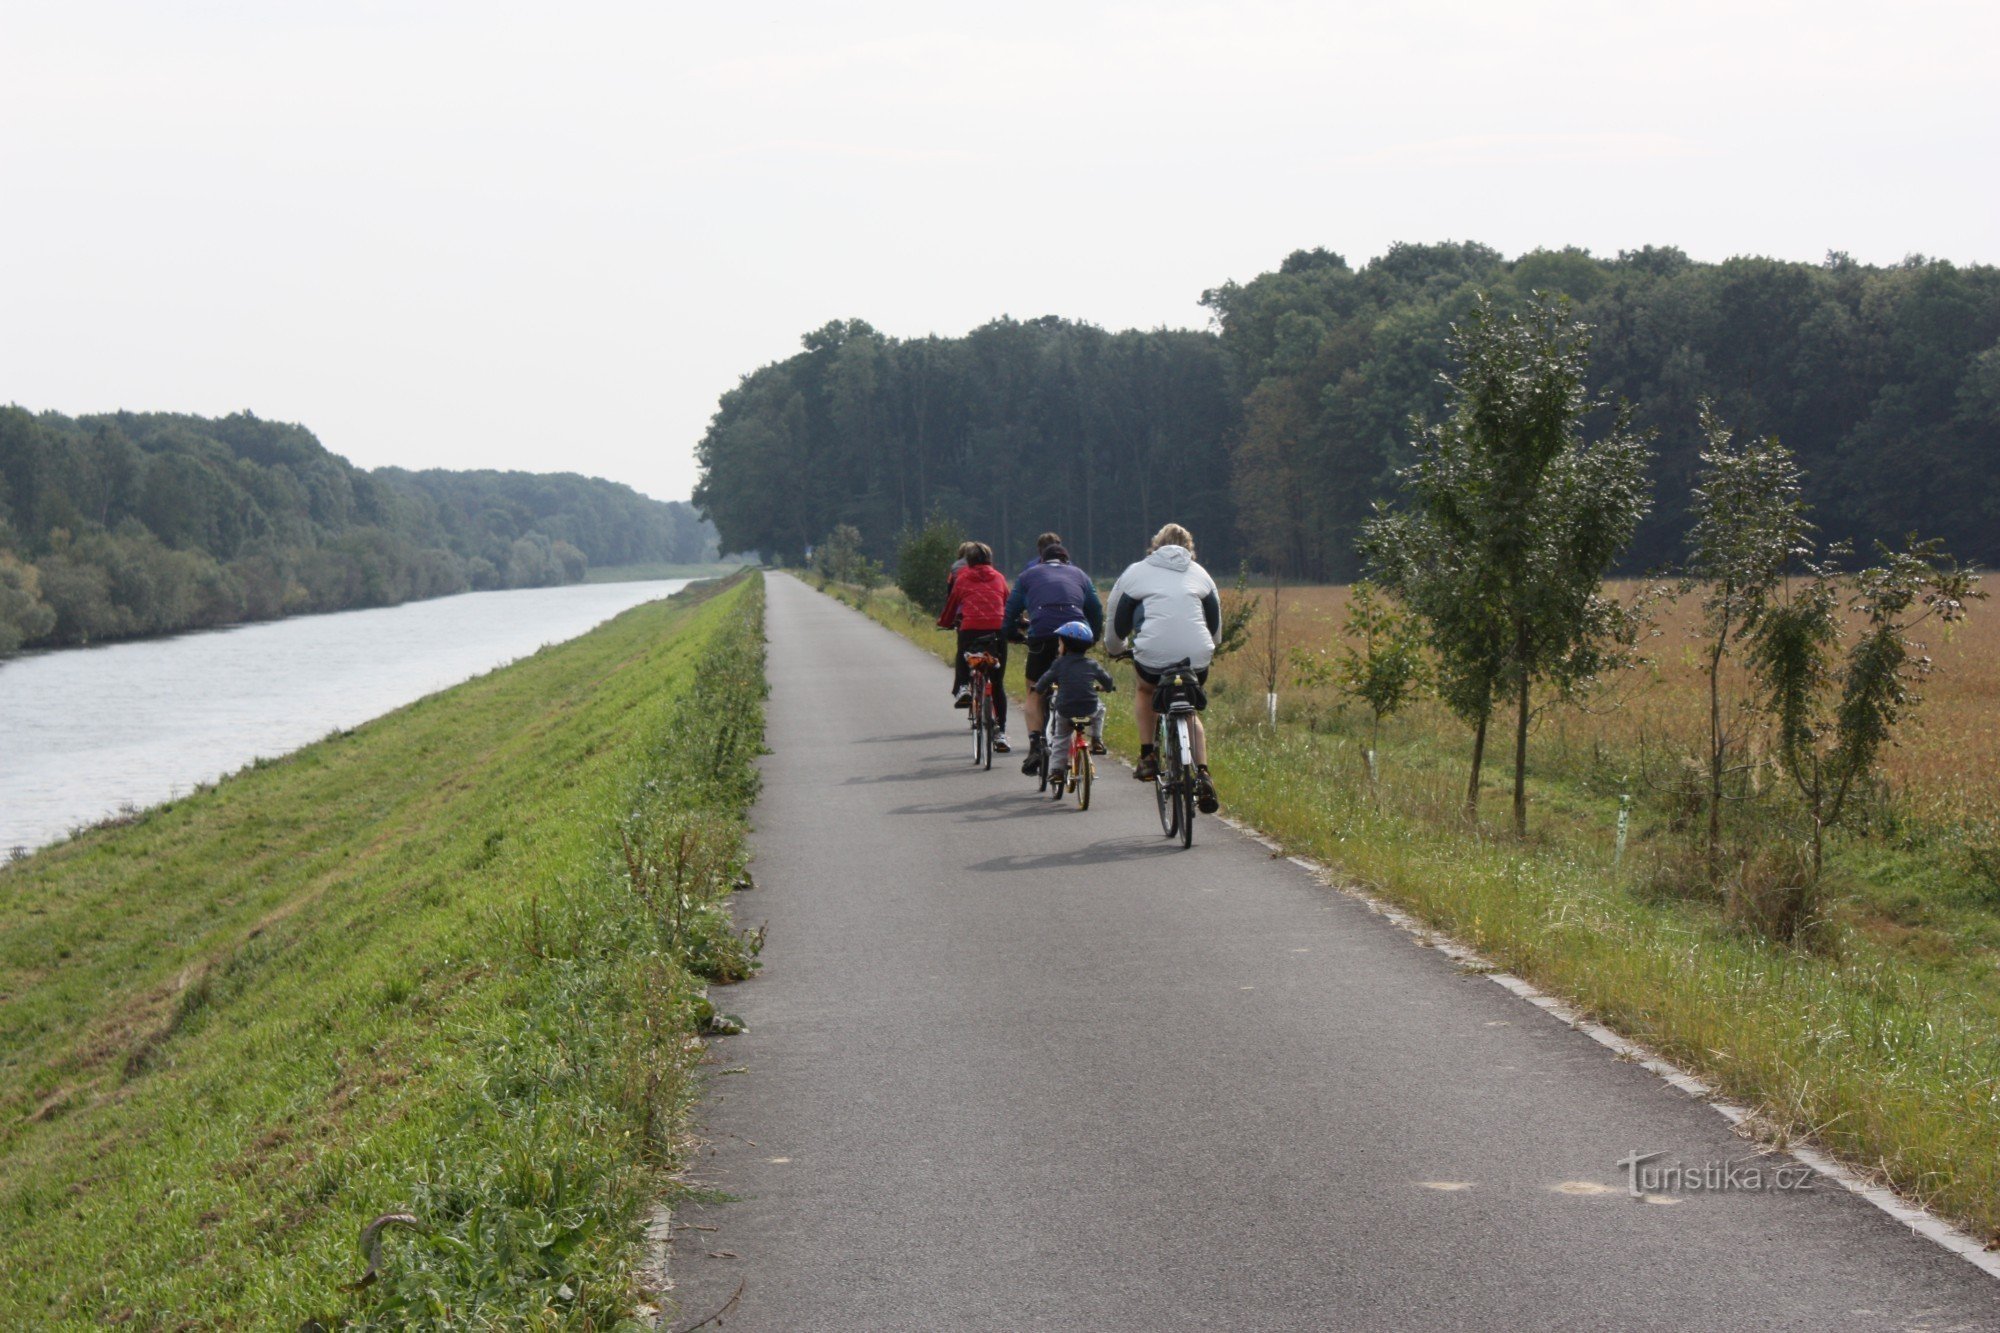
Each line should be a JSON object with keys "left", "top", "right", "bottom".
{"left": 1747, "top": 538, "right": 1981, "bottom": 883}
{"left": 1260, "top": 568, "right": 1282, "bottom": 725}
{"left": 1364, "top": 295, "right": 1653, "bottom": 833}
{"left": 1683, "top": 404, "right": 1812, "bottom": 883}
{"left": 1335, "top": 581, "right": 1426, "bottom": 787}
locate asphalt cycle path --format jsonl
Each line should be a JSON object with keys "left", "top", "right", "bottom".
{"left": 671, "top": 572, "right": 1999, "bottom": 1331}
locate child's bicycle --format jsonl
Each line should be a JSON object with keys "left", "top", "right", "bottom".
{"left": 1038, "top": 690, "right": 1108, "bottom": 810}
{"left": 963, "top": 639, "right": 1004, "bottom": 770}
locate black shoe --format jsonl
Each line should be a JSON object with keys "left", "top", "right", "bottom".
{"left": 1133, "top": 750, "right": 1159, "bottom": 782}
{"left": 1194, "top": 767, "right": 1219, "bottom": 814}
{"left": 1020, "top": 741, "right": 1042, "bottom": 775}
{"left": 1089, "top": 738, "right": 1108, "bottom": 755}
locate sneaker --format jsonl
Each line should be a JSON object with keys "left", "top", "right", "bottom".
{"left": 953, "top": 687, "right": 971, "bottom": 710}
{"left": 1133, "top": 749, "right": 1160, "bottom": 782}
{"left": 1089, "top": 738, "right": 1108, "bottom": 755}
{"left": 992, "top": 733, "right": 1012, "bottom": 754}
{"left": 1194, "top": 766, "right": 1219, "bottom": 814}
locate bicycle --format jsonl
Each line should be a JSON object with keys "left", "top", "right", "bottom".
{"left": 1040, "top": 691, "right": 1107, "bottom": 810}
{"left": 963, "top": 640, "right": 1003, "bottom": 770}
{"left": 1149, "top": 659, "right": 1203, "bottom": 847}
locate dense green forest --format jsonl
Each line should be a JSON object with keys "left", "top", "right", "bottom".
{"left": 694, "top": 245, "right": 2000, "bottom": 579}
{"left": 0, "top": 407, "right": 716, "bottom": 653}
{"left": 694, "top": 318, "right": 1240, "bottom": 574}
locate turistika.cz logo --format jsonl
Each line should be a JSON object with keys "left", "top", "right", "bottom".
{"left": 1616, "top": 1151, "right": 1816, "bottom": 1197}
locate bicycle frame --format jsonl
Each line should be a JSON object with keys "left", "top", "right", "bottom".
{"left": 1043, "top": 696, "right": 1101, "bottom": 809}
{"left": 1150, "top": 667, "right": 1200, "bottom": 847}
{"left": 964, "top": 647, "right": 1002, "bottom": 769}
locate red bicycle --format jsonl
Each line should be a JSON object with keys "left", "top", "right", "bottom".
{"left": 963, "top": 640, "right": 1003, "bottom": 770}
{"left": 1044, "top": 694, "right": 1105, "bottom": 810}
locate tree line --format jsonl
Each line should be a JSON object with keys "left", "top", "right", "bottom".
{"left": 693, "top": 244, "right": 2000, "bottom": 582}
{"left": 693, "top": 317, "right": 1241, "bottom": 575}
{"left": 0, "top": 407, "right": 717, "bottom": 654}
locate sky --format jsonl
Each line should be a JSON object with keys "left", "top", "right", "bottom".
{"left": 3, "top": 1, "right": 1996, "bottom": 504}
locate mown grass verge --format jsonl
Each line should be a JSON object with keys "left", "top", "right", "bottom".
{"left": 0, "top": 573, "right": 767, "bottom": 1328}
{"left": 812, "top": 574, "right": 2000, "bottom": 1246}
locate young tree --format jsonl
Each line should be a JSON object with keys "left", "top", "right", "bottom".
{"left": 894, "top": 513, "right": 964, "bottom": 617}
{"left": 1335, "top": 581, "right": 1426, "bottom": 784}
{"left": 1212, "top": 562, "right": 1261, "bottom": 661}
{"left": 1365, "top": 296, "right": 1653, "bottom": 833}
{"left": 1683, "top": 405, "right": 1812, "bottom": 880}
{"left": 1259, "top": 570, "right": 1280, "bottom": 726}
{"left": 1747, "top": 540, "right": 1981, "bottom": 880}
{"left": 811, "top": 524, "right": 881, "bottom": 587}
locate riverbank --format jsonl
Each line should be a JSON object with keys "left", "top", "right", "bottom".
{"left": 0, "top": 573, "right": 767, "bottom": 1325}
{"left": 1, "top": 578, "right": 698, "bottom": 854}
{"left": 814, "top": 574, "right": 2000, "bottom": 1246}
{"left": 585, "top": 560, "right": 748, "bottom": 584}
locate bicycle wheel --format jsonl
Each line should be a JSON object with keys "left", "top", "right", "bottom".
{"left": 981, "top": 684, "right": 995, "bottom": 770}
{"left": 973, "top": 682, "right": 989, "bottom": 766}
{"left": 1036, "top": 722, "right": 1050, "bottom": 792}
{"left": 1154, "top": 719, "right": 1178, "bottom": 838}
{"left": 1176, "top": 717, "right": 1196, "bottom": 848}
{"left": 1076, "top": 748, "right": 1092, "bottom": 811}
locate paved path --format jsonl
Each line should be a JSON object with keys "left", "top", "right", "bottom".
{"left": 671, "top": 573, "right": 1999, "bottom": 1331}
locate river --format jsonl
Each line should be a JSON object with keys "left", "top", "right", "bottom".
{"left": 0, "top": 578, "right": 696, "bottom": 853}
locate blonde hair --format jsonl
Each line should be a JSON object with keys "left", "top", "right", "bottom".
{"left": 1150, "top": 523, "right": 1195, "bottom": 556}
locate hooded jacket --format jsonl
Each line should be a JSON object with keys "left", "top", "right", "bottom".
{"left": 937, "top": 562, "right": 1009, "bottom": 632}
{"left": 1103, "top": 545, "right": 1220, "bottom": 670}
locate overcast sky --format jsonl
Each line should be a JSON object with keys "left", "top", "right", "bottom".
{"left": 4, "top": 1, "right": 1995, "bottom": 503}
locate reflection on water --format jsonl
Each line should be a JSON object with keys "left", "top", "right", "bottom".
{"left": 0, "top": 579, "right": 693, "bottom": 852}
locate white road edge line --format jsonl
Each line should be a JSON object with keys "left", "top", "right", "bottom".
{"left": 1219, "top": 812, "right": 2000, "bottom": 1283}
{"left": 802, "top": 579, "right": 2000, "bottom": 1282}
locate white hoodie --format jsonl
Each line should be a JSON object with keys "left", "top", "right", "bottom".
{"left": 1104, "top": 545, "right": 1220, "bottom": 670}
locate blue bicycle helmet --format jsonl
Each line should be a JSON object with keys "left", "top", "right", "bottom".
{"left": 1053, "top": 620, "right": 1095, "bottom": 644}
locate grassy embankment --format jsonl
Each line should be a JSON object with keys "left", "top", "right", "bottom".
{"left": 583, "top": 561, "right": 750, "bottom": 585}
{"left": 0, "top": 574, "right": 768, "bottom": 1327}
{"left": 813, "top": 573, "right": 2000, "bottom": 1245}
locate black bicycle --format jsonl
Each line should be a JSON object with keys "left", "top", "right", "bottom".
{"left": 1150, "top": 660, "right": 1203, "bottom": 848}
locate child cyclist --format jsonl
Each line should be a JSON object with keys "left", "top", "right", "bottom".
{"left": 1033, "top": 620, "right": 1115, "bottom": 782}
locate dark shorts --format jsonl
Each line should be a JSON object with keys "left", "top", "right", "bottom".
{"left": 1022, "top": 637, "right": 1060, "bottom": 689}
{"left": 1134, "top": 661, "right": 1209, "bottom": 687}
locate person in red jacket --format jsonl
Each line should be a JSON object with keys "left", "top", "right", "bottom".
{"left": 936, "top": 541, "right": 1012, "bottom": 752}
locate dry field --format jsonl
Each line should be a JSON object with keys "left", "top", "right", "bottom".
{"left": 1216, "top": 580, "right": 2000, "bottom": 828}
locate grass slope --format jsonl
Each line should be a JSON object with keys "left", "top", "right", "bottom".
{"left": 0, "top": 574, "right": 767, "bottom": 1328}
{"left": 582, "top": 562, "right": 749, "bottom": 585}
{"left": 819, "top": 575, "right": 2000, "bottom": 1246}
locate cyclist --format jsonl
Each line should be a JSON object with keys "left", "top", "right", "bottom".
{"left": 1003, "top": 535, "right": 1104, "bottom": 776}
{"left": 936, "top": 541, "right": 1012, "bottom": 752}
{"left": 1103, "top": 523, "right": 1220, "bottom": 812}
{"left": 942, "top": 540, "right": 979, "bottom": 701}
{"left": 1033, "top": 620, "right": 1116, "bottom": 786}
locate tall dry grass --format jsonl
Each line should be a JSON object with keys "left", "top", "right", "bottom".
{"left": 1218, "top": 579, "right": 2000, "bottom": 829}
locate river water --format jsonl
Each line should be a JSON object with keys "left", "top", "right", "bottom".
{"left": 0, "top": 578, "right": 695, "bottom": 853}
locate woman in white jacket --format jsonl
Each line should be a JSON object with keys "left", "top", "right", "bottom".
{"left": 1103, "top": 523, "right": 1221, "bottom": 811}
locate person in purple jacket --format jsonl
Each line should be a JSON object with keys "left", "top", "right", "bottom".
{"left": 1003, "top": 533, "right": 1104, "bottom": 776}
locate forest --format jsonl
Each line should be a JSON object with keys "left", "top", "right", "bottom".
{"left": 693, "top": 244, "right": 2000, "bottom": 580}
{"left": 0, "top": 407, "right": 716, "bottom": 653}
